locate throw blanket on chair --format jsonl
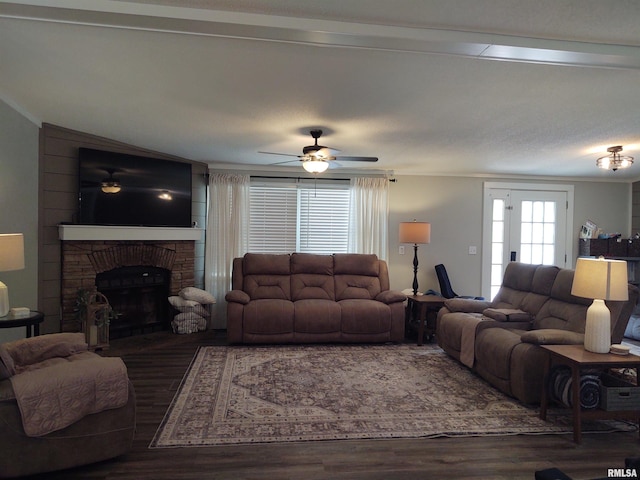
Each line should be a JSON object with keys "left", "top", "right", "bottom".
{"left": 460, "top": 318, "right": 483, "bottom": 368}
{"left": 10, "top": 356, "right": 129, "bottom": 436}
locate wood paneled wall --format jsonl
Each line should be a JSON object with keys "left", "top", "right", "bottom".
{"left": 38, "top": 124, "right": 207, "bottom": 333}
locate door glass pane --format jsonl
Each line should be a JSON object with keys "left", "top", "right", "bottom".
{"left": 519, "top": 200, "right": 555, "bottom": 266}
{"left": 532, "top": 201, "right": 544, "bottom": 222}
{"left": 490, "top": 199, "right": 505, "bottom": 296}
{"left": 493, "top": 200, "right": 504, "bottom": 221}
{"left": 492, "top": 243, "right": 503, "bottom": 264}
{"left": 521, "top": 201, "right": 532, "bottom": 221}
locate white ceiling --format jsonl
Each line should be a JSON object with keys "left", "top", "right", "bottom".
{"left": 2, "top": 0, "right": 640, "bottom": 179}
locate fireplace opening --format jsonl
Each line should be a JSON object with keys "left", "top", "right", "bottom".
{"left": 96, "top": 266, "right": 171, "bottom": 339}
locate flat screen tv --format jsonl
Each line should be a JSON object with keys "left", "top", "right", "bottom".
{"left": 78, "top": 148, "right": 192, "bottom": 227}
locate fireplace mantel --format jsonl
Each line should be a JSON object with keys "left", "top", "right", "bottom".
{"left": 58, "top": 224, "right": 204, "bottom": 242}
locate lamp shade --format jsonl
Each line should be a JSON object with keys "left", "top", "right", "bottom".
{"left": 0, "top": 234, "right": 25, "bottom": 272}
{"left": 571, "top": 257, "right": 628, "bottom": 301}
{"left": 399, "top": 221, "right": 431, "bottom": 245}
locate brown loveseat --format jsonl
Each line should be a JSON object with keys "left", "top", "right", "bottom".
{"left": 0, "top": 333, "right": 136, "bottom": 478}
{"left": 437, "top": 262, "right": 638, "bottom": 404}
{"left": 225, "top": 253, "right": 406, "bottom": 344}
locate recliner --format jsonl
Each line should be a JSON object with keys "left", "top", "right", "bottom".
{"left": 434, "top": 264, "right": 484, "bottom": 300}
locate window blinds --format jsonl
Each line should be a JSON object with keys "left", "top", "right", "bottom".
{"left": 249, "top": 181, "right": 350, "bottom": 255}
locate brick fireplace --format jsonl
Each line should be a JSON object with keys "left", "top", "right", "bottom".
{"left": 60, "top": 237, "right": 197, "bottom": 335}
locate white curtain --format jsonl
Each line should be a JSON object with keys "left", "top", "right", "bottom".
{"left": 205, "top": 173, "right": 250, "bottom": 327}
{"left": 348, "top": 177, "right": 389, "bottom": 260}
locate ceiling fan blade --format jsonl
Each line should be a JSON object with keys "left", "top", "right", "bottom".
{"left": 335, "top": 156, "right": 378, "bottom": 162}
{"left": 258, "top": 151, "right": 299, "bottom": 158}
{"left": 270, "top": 159, "right": 301, "bottom": 165}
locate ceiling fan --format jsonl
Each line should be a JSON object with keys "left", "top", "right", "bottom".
{"left": 259, "top": 129, "right": 378, "bottom": 173}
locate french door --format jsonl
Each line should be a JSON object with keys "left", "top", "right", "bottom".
{"left": 482, "top": 183, "right": 574, "bottom": 300}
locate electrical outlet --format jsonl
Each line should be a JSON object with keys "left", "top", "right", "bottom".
{"left": 468, "top": 246, "right": 477, "bottom": 255}
{"left": 399, "top": 245, "right": 405, "bottom": 255}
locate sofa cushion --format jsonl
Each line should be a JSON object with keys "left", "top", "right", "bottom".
{"left": 339, "top": 299, "right": 391, "bottom": 334}
{"left": 243, "top": 253, "right": 291, "bottom": 275}
{"left": 292, "top": 274, "right": 335, "bottom": 301}
{"left": 242, "top": 299, "right": 294, "bottom": 334}
{"left": 335, "top": 275, "right": 382, "bottom": 300}
{"left": 491, "top": 262, "right": 545, "bottom": 312}
{"left": 474, "top": 327, "right": 522, "bottom": 382}
{"left": 244, "top": 275, "right": 291, "bottom": 300}
{"left": 500, "top": 262, "right": 539, "bottom": 293}
{"left": 294, "top": 300, "right": 341, "bottom": 333}
{"left": 520, "top": 329, "right": 585, "bottom": 345}
{"left": 333, "top": 254, "right": 379, "bottom": 276}
{"left": 519, "top": 265, "right": 560, "bottom": 315}
{"left": 291, "top": 253, "right": 333, "bottom": 275}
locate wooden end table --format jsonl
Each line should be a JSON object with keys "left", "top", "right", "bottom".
{"left": 405, "top": 295, "right": 447, "bottom": 345}
{"left": 0, "top": 310, "right": 44, "bottom": 338}
{"left": 540, "top": 344, "right": 640, "bottom": 444}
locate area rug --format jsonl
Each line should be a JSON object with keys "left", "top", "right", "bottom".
{"left": 150, "top": 344, "right": 622, "bottom": 447}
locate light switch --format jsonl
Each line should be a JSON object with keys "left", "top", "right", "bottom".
{"left": 399, "top": 245, "right": 405, "bottom": 255}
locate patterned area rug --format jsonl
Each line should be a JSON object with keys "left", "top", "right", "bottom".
{"left": 150, "top": 344, "right": 610, "bottom": 447}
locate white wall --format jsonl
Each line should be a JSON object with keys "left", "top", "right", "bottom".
{"left": 0, "top": 100, "right": 40, "bottom": 342}
{"left": 387, "top": 175, "right": 631, "bottom": 297}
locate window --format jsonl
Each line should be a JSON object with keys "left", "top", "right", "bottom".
{"left": 249, "top": 180, "right": 350, "bottom": 254}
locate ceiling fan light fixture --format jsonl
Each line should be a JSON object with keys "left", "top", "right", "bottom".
{"left": 302, "top": 159, "right": 329, "bottom": 173}
{"left": 101, "top": 180, "right": 121, "bottom": 194}
{"left": 597, "top": 145, "right": 634, "bottom": 171}
{"left": 101, "top": 170, "right": 121, "bottom": 193}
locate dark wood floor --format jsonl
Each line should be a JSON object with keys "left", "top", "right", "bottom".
{"left": 28, "top": 331, "right": 640, "bottom": 480}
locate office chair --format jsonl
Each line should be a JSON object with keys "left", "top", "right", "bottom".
{"left": 434, "top": 264, "right": 484, "bottom": 300}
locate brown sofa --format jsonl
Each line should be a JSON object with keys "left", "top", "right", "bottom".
{"left": 437, "top": 262, "right": 639, "bottom": 404}
{"left": 225, "top": 253, "right": 406, "bottom": 344}
{"left": 0, "top": 333, "right": 136, "bottom": 478}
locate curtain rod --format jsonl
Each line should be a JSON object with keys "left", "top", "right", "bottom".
{"left": 250, "top": 175, "right": 397, "bottom": 183}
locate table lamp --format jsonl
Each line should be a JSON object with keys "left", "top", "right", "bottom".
{"left": 399, "top": 220, "right": 431, "bottom": 296}
{"left": 0, "top": 233, "right": 25, "bottom": 317}
{"left": 571, "top": 256, "right": 628, "bottom": 353}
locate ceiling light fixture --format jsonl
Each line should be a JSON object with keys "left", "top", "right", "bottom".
{"left": 596, "top": 145, "right": 634, "bottom": 171}
{"left": 101, "top": 170, "right": 121, "bottom": 193}
{"left": 302, "top": 159, "right": 329, "bottom": 174}
{"left": 101, "top": 180, "right": 121, "bottom": 193}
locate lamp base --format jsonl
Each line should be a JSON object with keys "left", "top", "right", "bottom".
{"left": 0, "top": 281, "right": 8, "bottom": 317}
{"left": 584, "top": 298, "right": 611, "bottom": 353}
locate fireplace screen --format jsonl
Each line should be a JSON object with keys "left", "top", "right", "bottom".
{"left": 95, "top": 266, "right": 171, "bottom": 338}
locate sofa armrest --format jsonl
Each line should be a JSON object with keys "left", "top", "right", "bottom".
{"left": 520, "top": 329, "right": 585, "bottom": 345}
{"left": 375, "top": 290, "right": 406, "bottom": 304}
{"left": 444, "top": 298, "right": 490, "bottom": 313}
{"left": 225, "top": 290, "right": 250, "bottom": 305}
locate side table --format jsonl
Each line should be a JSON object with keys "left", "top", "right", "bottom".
{"left": 539, "top": 344, "right": 640, "bottom": 444}
{"left": 0, "top": 310, "right": 45, "bottom": 338}
{"left": 405, "top": 295, "right": 447, "bottom": 345}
